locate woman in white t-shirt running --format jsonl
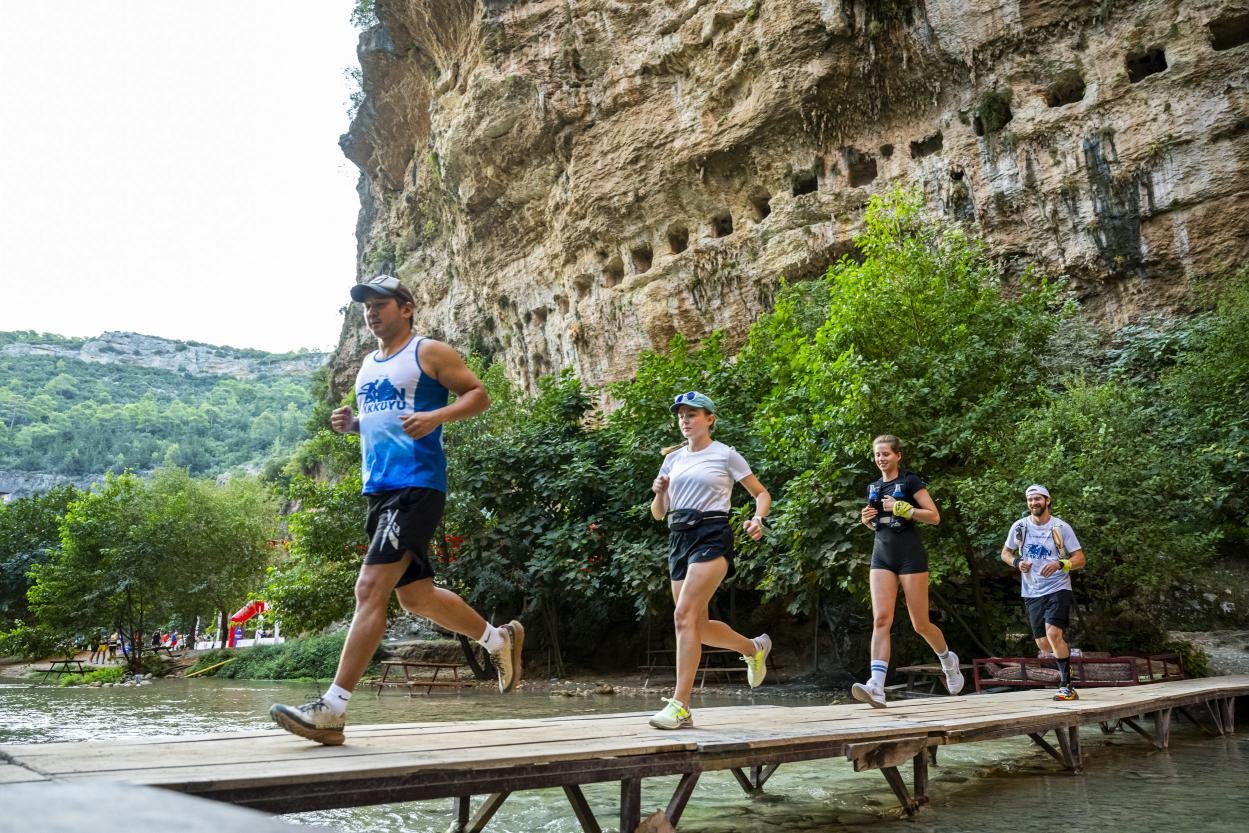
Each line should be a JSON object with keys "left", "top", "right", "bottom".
{"left": 647, "top": 391, "right": 772, "bottom": 730}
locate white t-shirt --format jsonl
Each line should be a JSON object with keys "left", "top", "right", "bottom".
{"left": 1004, "top": 515, "right": 1082, "bottom": 598}
{"left": 659, "top": 441, "right": 752, "bottom": 513}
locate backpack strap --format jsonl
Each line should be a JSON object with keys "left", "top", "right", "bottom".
{"left": 1051, "top": 523, "right": 1067, "bottom": 558}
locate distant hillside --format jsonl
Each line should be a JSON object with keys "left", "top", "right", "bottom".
{"left": 0, "top": 331, "right": 329, "bottom": 497}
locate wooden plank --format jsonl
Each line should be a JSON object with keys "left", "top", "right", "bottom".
{"left": 846, "top": 736, "right": 929, "bottom": 772}
{"left": 0, "top": 674, "right": 1244, "bottom": 819}
{"left": 0, "top": 762, "right": 47, "bottom": 784}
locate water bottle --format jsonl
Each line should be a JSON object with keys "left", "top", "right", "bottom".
{"left": 868, "top": 483, "right": 881, "bottom": 530}
{"left": 890, "top": 481, "right": 906, "bottom": 527}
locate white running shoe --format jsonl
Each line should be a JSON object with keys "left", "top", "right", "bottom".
{"left": 942, "top": 651, "right": 965, "bottom": 695}
{"left": 743, "top": 634, "right": 772, "bottom": 688}
{"left": 851, "top": 681, "right": 887, "bottom": 708}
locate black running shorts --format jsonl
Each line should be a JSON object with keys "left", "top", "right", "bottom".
{"left": 1025, "top": 589, "right": 1073, "bottom": 637}
{"left": 363, "top": 486, "right": 447, "bottom": 587}
{"left": 869, "top": 526, "right": 929, "bottom": 575}
{"left": 667, "top": 520, "right": 735, "bottom": 581}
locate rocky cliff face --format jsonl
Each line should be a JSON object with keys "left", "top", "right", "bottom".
{"left": 1, "top": 332, "right": 327, "bottom": 379}
{"left": 334, "top": 0, "right": 1249, "bottom": 394}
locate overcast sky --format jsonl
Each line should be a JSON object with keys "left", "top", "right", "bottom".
{"left": 0, "top": 2, "right": 363, "bottom": 353}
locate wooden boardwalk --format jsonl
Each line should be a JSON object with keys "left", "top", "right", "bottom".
{"left": 1, "top": 675, "right": 1244, "bottom": 832}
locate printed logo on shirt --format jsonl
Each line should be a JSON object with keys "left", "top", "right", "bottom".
{"left": 360, "top": 378, "right": 408, "bottom": 413}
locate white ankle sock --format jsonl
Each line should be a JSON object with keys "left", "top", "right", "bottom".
{"left": 478, "top": 624, "right": 505, "bottom": 654}
{"left": 322, "top": 683, "right": 352, "bottom": 715}
{"left": 938, "top": 649, "right": 957, "bottom": 668}
{"left": 869, "top": 660, "right": 888, "bottom": 688}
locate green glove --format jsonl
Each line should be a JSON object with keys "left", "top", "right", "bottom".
{"left": 892, "top": 499, "right": 915, "bottom": 519}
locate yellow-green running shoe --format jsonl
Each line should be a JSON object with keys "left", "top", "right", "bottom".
{"left": 648, "top": 697, "right": 693, "bottom": 729}
{"left": 743, "top": 634, "right": 772, "bottom": 688}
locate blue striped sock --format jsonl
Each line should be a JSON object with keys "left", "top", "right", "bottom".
{"left": 870, "top": 660, "right": 888, "bottom": 688}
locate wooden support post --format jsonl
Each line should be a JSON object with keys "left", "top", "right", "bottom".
{"left": 665, "top": 772, "right": 700, "bottom": 826}
{"left": 1028, "top": 731, "right": 1066, "bottom": 765}
{"left": 729, "top": 764, "right": 779, "bottom": 795}
{"left": 562, "top": 786, "right": 601, "bottom": 833}
{"left": 879, "top": 766, "right": 918, "bottom": 816}
{"left": 447, "top": 795, "right": 470, "bottom": 833}
{"left": 729, "top": 768, "right": 755, "bottom": 795}
{"left": 464, "top": 792, "right": 510, "bottom": 833}
{"left": 912, "top": 750, "right": 929, "bottom": 807}
{"left": 1151, "top": 708, "right": 1172, "bottom": 750}
{"left": 1220, "top": 697, "right": 1235, "bottom": 733}
{"left": 620, "top": 777, "right": 641, "bottom": 833}
{"left": 927, "top": 745, "right": 938, "bottom": 766}
{"left": 1053, "top": 726, "right": 1082, "bottom": 773}
{"left": 754, "top": 763, "right": 780, "bottom": 791}
{"left": 1204, "top": 700, "right": 1227, "bottom": 735}
{"left": 1175, "top": 705, "right": 1218, "bottom": 737}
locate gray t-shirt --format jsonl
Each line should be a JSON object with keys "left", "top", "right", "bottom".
{"left": 1004, "top": 515, "right": 1082, "bottom": 598}
{"left": 659, "top": 441, "right": 752, "bottom": 513}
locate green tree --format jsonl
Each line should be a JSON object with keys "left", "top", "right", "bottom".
{"left": 0, "top": 484, "right": 78, "bottom": 627}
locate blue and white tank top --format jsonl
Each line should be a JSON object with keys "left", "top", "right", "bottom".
{"left": 355, "top": 335, "right": 449, "bottom": 494}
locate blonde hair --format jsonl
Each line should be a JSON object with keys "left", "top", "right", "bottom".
{"left": 872, "top": 434, "right": 902, "bottom": 453}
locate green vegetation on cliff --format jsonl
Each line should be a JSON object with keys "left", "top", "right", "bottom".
{"left": 0, "top": 333, "right": 319, "bottom": 477}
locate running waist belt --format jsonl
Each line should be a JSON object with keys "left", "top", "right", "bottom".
{"left": 667, "top": 509, "right": 731, "bottom": 531}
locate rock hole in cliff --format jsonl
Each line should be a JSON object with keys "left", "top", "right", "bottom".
{"left": 910, "top": 132, "right": 944, "bottom": 159}
{"left": 667, "top": 223, "right": 689, "bottom": 254}
{"left": 531, "top": 306, "right": 548, "bottom": 326}
{"left": 603, "top": 256, "right": 624, "bottom": 287}
{"left": 879, "top": 144, "right": 894, "bottom": 158}
{"left": 1125, "top": 47, "right": 1167, "bottom": 83}
{"left": 749, "top": 189, "right": 772, "bottom": 222}
{"left": 1045, "top": 70, "right": 1086, "bottom": 107}
{"left": 844, "top": 148, "right": 878, "bottom": 187}
{"left": 555, "top": 294, "right": 569, "bottom": 315}
{"left": 631, "top": 242, "right": 654, "bottom": 273}
{"left": 710, "top": 211, "right": 734, "bottom": 238}
{"left": 1209, "top": 14, "right": 1249, "bottom": 51}
{"left": 792, "top": 171, "right": 819, "bottom": 196}
{"left": 973, "top": 89, "right": 1013, "bottom": 136}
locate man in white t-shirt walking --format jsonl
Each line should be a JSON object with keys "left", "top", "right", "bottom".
{"left": 1001, "top": 485, "right": 1086, "bottom": 701}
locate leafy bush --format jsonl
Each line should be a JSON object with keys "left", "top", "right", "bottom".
{"left": 187, "top": 631, "right": 366, "bottom": 680}
{"left": 59, "top": 665, "right": 125, "bottom": 686}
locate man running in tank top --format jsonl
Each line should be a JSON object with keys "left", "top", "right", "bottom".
{"left": 853, "top": 434, "right": 964, "bottom": 707}
{"left": 270, "top": 275, "right": 523, "bottom": 745}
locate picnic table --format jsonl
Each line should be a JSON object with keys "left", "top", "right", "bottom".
{"left": 639, "top": 647, "right": 779, "bottom": 688}
{"left": 893, "top": 663, "right": 973, "bottom": 697}
{"left": 373, "top": 660, "right": 472, "bottom": 696}
{"left": 38, "top": 658, "right": 86, "bottom": 682}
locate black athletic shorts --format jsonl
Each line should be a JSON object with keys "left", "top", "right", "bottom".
{"left": 1026, "top": 589, "right": 1073, "bottom": 637}
{"left": 668, "top": 520, "right": 735, "bottom": 581}
{"left": 364, "top": 486, "right": 447, "bottom": 588}
{"left": 869, "top": 526, "right": 929, "bottom": 575}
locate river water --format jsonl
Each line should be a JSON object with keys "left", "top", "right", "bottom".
{"left": 1, "top": 676, "right": 1245, "bottom": 833}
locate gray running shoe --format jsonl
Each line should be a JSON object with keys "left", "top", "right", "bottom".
{"left": 648, "top": 697, "right": 693, "bottom": 729}
{"left": 491, "top": 620, "right": 525, "bottom": 693}
{"left": 942, "top": 651, "right": 965, "bottom": 695}
{"left": 270, "top": 697, "right": 345, "bottom": 745}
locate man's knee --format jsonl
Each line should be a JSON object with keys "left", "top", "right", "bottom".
{"left": 1046, "top": 625, "right": 1066, "bottom": 645}
{"left": 872, "top": 612, "right": 894, "bottom": 631}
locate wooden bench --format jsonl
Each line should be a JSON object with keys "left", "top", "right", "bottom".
{"left": 373, "top": 660, "right": 472, "bottom": 696}
{"left": 973, "top": 652, "right": 1185, "bottom": 693}
{"left": 894, "top": 663, "right": 973, "bottom": 697}
{"left": 639, "top": 647, "right": 779, "bottom": 688}
{"left": 38, "top": 658, "right": 86, "bottom": 682}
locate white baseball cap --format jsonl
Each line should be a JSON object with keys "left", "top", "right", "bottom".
{"left": 1025, "top": 484, "right": 1050, "bottom": 499}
